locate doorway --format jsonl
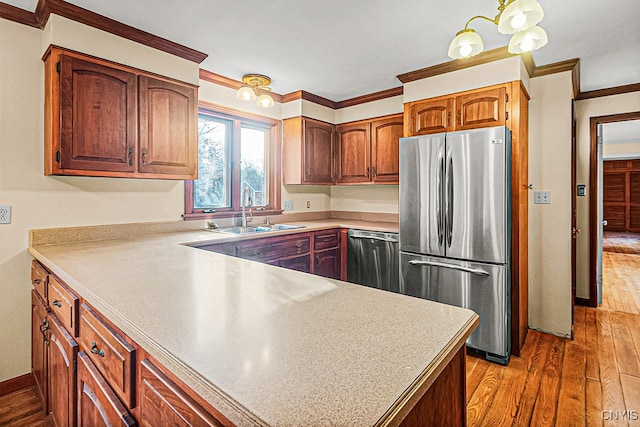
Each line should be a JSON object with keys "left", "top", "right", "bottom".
{"left": 589, "top": 113, "right": 640, "bottom": 309}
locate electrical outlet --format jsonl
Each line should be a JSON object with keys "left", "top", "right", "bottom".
{"left": 534, "top": 191, "right": 551, "bottom": 204}
{"left": 283, "top": 200, "right": 294, "bottom": 211}
{"left": 0, "top": 205, "right": 11, "bottom": 224}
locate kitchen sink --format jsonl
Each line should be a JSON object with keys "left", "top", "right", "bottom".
{"left": 214, "top": 224, "right": 306, "bottom": 235}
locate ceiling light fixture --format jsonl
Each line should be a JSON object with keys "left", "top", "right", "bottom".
{"left": 236, "top": 74, "right": 275, "bottom": 108}
{"left": 448, "top": 0, "right": 548, "bottom": 60}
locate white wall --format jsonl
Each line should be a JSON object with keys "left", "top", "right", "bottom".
{"left": 0, "top": 17, "right": 190, "bottom": 381}
{"left": 574, "top": 92, "right": 640, "bottom": 299}
{"left": 528, "top": 72, "right": 574, "bottom": 336}
{"left": 603, "top": 141, "right": 640, "bottom": 159}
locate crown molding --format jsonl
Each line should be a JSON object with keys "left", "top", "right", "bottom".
{"left": 336, "top": 86, "right": 403, "bottom": 109}
{"left": 1, "top": 0, "right": 208, "bottom": 63}
{"left": 0, "top": 2, "right": 38, "bottom": 27}
{"left": 531, "top": 58, "right": 581, "bottom": 98}
{"left": 396, "top": 46, "right": 516, "bottom": 84}
{"left": 281, "top": 90, "right": 337, "bottom": 109}
{"left": 576, "top": 82, "right": 640, "bottom": 101}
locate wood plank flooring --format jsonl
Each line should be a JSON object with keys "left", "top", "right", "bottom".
{"left": 0, "top": 386, "right": 50, "bottom": 426}
{"left": 467, "top": 238, "right": 640, "bottom": 426}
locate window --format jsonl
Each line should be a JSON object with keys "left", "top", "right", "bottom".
{"left": 184, "top": 102, "right": 281, "bottom": 219}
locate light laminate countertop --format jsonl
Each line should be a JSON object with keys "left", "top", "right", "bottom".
{"left": 28, "top": 220, "right": 478, "bottom": 426}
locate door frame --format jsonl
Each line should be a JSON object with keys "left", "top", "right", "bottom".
{"left": 588, "top": 111, "right": 640, "bottom": 307}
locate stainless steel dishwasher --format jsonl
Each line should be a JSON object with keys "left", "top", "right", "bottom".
{"left": 347, "top": 229, "right": 400, "bottom": 293}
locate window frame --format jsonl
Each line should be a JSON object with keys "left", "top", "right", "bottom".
{"left": 183, "top": 101, "right": 282, "bottom": 220}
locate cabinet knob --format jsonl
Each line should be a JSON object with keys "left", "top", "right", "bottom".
{"left": 90, "top": 341, "right": 105, "bottom": 357}
{"left": 128, "top": 147, "right": 134, "bottom": 166}
{"left": 52, "top": 299, "right": 62, "bottom": 308}
{"left": 141, "top": 150, "right": 148, "bottom": 166}
{"left": 32, "top": 278, "right": 41, "bottom": 285}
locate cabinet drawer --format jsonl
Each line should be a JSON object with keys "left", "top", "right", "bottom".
{"left": 79, "top": 303, "right": 136, "bottom": 409}
{"left": 48, "top": 276, "right": 79, "bottom": 337}
{"left": 314, "top": 230, "right": 340, "bottom": 250}
{"left": 237, "top": 234, "right": 310, "bottom": 262}
{"left": 140, "top": 359, "right": 224, "bottom": 426}
{"left": 31, "top": 260, "right": 48, "bottom": 302}
{"left": 77, "top": 352, "right": 136, "bottom": 426}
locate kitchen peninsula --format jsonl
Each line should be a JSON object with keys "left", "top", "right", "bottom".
{"left": 28, "top": 221, "right": 479, "bottom": 426}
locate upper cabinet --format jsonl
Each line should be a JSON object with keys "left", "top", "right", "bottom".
{"left": 44, "top": 47, "right": 198, "bottom": 180}
{"left": 283, "top": 116, "right": 335, "bottom": 185}
{"left": 404, "top": 85, "right": 507, "bottom": 136}
{"left": 337, "top": 114, "right": 403, "bottom": 184}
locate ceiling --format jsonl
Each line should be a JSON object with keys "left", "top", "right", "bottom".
{"left": 4, "top": 0, "right": 640, "bottom": 101}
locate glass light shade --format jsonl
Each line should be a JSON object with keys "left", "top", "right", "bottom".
{"left": 508, "top": 25, "right": 548, "bottom": 53}
{"left": 236, "top": 86, "right": 256, "bottom": 102}
{"left": 256, "top": 93, "right": 275, "bottom": 108}
{"left": 498, "top": 0, "right": 544, "bottom": 34}
{"left": 448, "top": 29, "right": 484, "bottom": 59}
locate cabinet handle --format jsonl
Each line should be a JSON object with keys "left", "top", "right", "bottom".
{"left": 90, "top": 341, "right": 105, "bottom": 357}
{"left": 447, "top": 112, "right": 451, "bottom": 125}
{"left": 457, "top": 110, "right": 461, "bottom": 126}
{"left": 40, "top": 319, "right": 49, "bottom": 344}
{"left": 372, "top": 166, "right": 377, "bottom": 178}
{"left": 295, "top": 243, "right": 303, "bottom": 249}
{"left": 315, "top": 255, "right": 320, "bottom": 265}
{"left": 366, "top": 166, "right": 370, "bottom": 178}
{"left": 141, "top": 150, "right": 148, "bottom": 166}
{"left": 128, "top": 147, "right": 134, "bottom": 166}
{"left": 305, "top": 167, "right": 311, "bottom": 177}
{"left": 32, "top": 278, "right": 41, "bottom": 285}
{"left": 52, "top": 299, "right": 62, "bottom": 308}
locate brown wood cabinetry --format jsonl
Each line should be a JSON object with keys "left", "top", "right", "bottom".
{"left": 31, "top": 291, "right": 48, "bottom": 409}
{"left": 283, "top": 117, "right": 335, "bottom": 184}
{"left": 336, "top": 114, "right": 403, "bottom": 184}
{"left": 79, "top": 303, "right": 136, "bottom": 408}
{"left": 312, "top": 229, "right": 341, "bottom": 279}
{"left": 404, "top": 81, "right": 529, "bottom": 357}
{"left": 77, "top": 352, "right": 136, "bottom": 426}
{"left": 48, "top": 275, "right": 79, "bottom": 337}
{"left": 48, "top": 313, "right": 78, "bottom": 427}
{"left": 404, "top": 85, "right": 507, "bottom": 136}
{"left": 139, "top": 359, "right": 223, "bottom": 426}
{"left": 603, "top": 159, "right": 640, "bottom": 232}
{"left": 31, "top": 260, "right": 48, "bottom": 302}
{"left": 44, "top": 46, "right": 197, "bottom": 180}
{"left": 278, "top": 255, "right": 312, "bottom": 273}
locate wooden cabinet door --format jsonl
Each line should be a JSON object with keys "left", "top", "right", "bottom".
{"left": 455, "top": 87, "right": 506, "bottom": 130}
{"left": 77, "top": 352, "right": 136, "bottom": 427}
{"left": 139, "top": 359, "right": 224, "bottom": 426}
{"left": 279, "top": 255, "right": 311, "bottom": 273}
{"left": 314, "top": 248, "right": 340, "bottom": 279}
{"left": 139, "top": 76, "right": 197, "bottom": 178}
{"left": 603, "top": 172, "right": 626, "bottom": 231}
{"left": 371, "top": 115, "right": 403, "bottom": 183}
{"left": 631, "top": 170, "right": 640, "bottom": 232}
{"left": 407, "top": 98, "right": 454, "bottom": 135}
{"left": 48, "top": 314, "right": 78, "bottom": 427}
{"left": 31, "top": 291, "right": 48, "bottom": 410}
{"left": 303, "top": 118, "right": 335, "bottom": 184}
{"left": 59, "top": 54, "right": 137, "bottom": 173}
{"left": 336, "top": 121, "right": 371, "bottom": 183}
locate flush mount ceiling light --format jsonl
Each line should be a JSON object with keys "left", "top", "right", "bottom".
{"left": 236, "top": 74, "right": 275, "bottom": 108}
{"left": 448, "top": 0, "right": 548, "bottom": 60}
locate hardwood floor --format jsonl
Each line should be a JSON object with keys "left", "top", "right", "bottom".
{"left": 467, "top": 239, "right": 640, "bottom": 426}
{"left": 0, "top": 386, "right": 50, "bottom": 426}
{"left": 603, "top": 232, "right": 640, "bottom": 255}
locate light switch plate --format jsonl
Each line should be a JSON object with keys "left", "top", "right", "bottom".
{"left": 283, "top": 200, "right": 294, "bottom": 211}
{"left": 534, "top": 191, "right": 551, "bottom": 204}
{"left": 0, "top": 205, "right": 11, "bottom": 224}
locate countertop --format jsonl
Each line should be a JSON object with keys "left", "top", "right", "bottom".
{"left": 28, "top": 219, "right": 478, "bottom": 426}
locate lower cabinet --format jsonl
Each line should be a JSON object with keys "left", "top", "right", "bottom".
{"left": 314, "top": 249, "right": 340, "bottom": 279}
{"left": 77, "top": 351, "right": 136, "bottom": 426}
{"left": 278, "top": 255, "right": 311, "bottom": 273}
{"left": 31, "top": 291, "right": 48, "bottom": 409}
{"left": 139, "top": 359, "right": 223, "bottom": 426}
{"left": 48, "top": 314, "right": 78, "bottom": 427}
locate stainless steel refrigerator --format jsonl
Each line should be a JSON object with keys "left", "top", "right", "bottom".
{"left": 399, "top": 126, "right": 511, "bottom": 364}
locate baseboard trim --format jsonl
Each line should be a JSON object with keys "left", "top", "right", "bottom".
{"left": 0, "top": 373, "right": 35, "bottom": 397}
{"left": 575, "top": 297, "right": 595, "bottom": 307}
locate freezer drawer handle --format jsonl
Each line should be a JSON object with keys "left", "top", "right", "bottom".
{"left": 351, "top": 235, "right": 398, "bottom": 243}
{"left": 408, "top": 260, "right": 490, "bottom": 276}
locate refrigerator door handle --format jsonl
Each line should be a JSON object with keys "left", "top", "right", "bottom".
{"left": 350, "top": 235, "right": 399, "bottom": 244}
{"left": 408, "top": 259, "right": 490, "bottom": 276}
{"left": 437, "top": 155, "right": 444, "bottom": 247}
{"left": 446, "top": 155, "right": 454, "bottom": 248}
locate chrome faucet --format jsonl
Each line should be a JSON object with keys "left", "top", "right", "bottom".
{"left": 241, "top": 185, "right": 254, "bottom": 227}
